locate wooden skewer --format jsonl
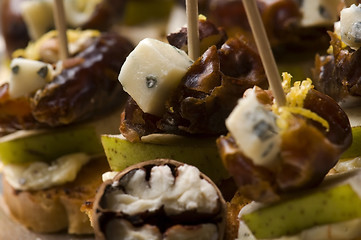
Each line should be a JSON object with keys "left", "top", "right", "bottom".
{"left": 243, "top": 0, "right": 286, "bottom": 106}
{"left": 53, "top": 0, "right": 69, "bottom": 61}
{"left": 186, "top": 0, "right": 200, "bottom": 61}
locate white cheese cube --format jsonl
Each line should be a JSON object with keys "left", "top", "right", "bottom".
{"left": 64, "top": 0, "right": 102, "bottom": 27}
{"left": 9, "top": 58, "right": 53, "bottom": 99}
{"left": 300, "top": 0, "right": 341, "bottom": 27}
{"left": 225, "top": 89, "right": 281, "bottom": 167}
{"left": 20, "top": 0, "right": 54, "bottom": 40}
{"left": 340, "top": 4, "right": 361, "bottom": 50}
{"left": 118, "top": 38, "right": 193, "bottom": 116}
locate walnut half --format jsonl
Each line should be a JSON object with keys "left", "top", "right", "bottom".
{"left": 93, "top": 159, "right": 226, "bottom": 240}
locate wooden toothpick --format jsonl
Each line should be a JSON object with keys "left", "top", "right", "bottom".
{"left": 53, "top": 0, "right": 69, "bottom": 61}
{"left": 186, "top": 0, "right": 200, "bottom": 61}
{"left": 243, "top": 0, "right": 286, "bottom": 106}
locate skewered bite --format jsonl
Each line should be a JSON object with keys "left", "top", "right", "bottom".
{"left": 217, "top": 73, "right": 352, "bottom": 202}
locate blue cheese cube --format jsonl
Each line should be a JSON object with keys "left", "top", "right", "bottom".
{"left": 225, "top": 89, "right": 281, "bottom": 167}
{"left": 340, "top": 4, "right": 361, "bottom": 50}
{"left": 300, "top": 0, "right": 341, "bottom": 27}
{"left": 118, "top": 38, "right": 193, "bottom": 116}
{"left": 9, "top": 58, "right": 53, "bottom": 99}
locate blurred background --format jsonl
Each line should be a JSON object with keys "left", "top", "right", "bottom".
{"left": 0, "top": 0, "right": 3, "bottom": 195}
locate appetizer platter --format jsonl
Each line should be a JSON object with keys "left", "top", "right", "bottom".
{"left": 1, "top": 0, "right": 361, "bottom": 239}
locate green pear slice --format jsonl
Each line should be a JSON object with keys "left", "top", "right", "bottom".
{"left": 0, "top": 109, "right": 122, "bottom": 165}
{"left": 123, "top": 0, "right": 174, "bottom": 26}
{"left": 341, "top": 126, "right": 361, "bottom": 159}
{"left": 240, "top": 171, "right": 361, "bottom": 239}
{"left": 0, "top": 125, "right": 103, "bottom": 165}
{"left": 101, "top": 134, "right": 229, "bottom": 183}
{"left": 340, "top": 106, "right": 361, "bottom": 160}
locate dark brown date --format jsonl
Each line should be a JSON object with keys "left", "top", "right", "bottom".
{"left": 167, "top": 14, "right": 228, "bottom": 55}
{"left": 313, "top": 32, "right": 361, "bottom": 103}
{"left": 30, "top": 33, "right": 134, "bottom": 126}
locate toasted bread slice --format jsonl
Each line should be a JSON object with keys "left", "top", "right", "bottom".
{"left": 2, "top": 156, "right": 109, "bottom": 234}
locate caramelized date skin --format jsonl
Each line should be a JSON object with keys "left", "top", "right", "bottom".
{"left": 120, "top": 98, "right": 162, "bottom": 142}
{"left": 160, "top": 37, "right": 267, "bottom": 135}
{"left": 313, "top": 32, "right": 361, "bottom": 103}
{"left": 120, "top": 36, "right": 268, "bottom": 141}
{"left": 0, "top": 84, "right": 42, "bottom": 136}
{"left": 31, "top": 33, "right": 133, "bottom": 126}
{"left": 167, "top": 18, "right": 228, "bottom": 56}
{"left": 217, "top": 89, "right": 352, "bottom": 203}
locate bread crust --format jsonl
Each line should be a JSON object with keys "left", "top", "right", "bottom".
{"left": 2, "top": 156, "right": 109, "bottom": 234}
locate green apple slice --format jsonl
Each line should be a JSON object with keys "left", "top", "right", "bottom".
{"left": 240, "top": 171, "right": 361, "bottom": 239}
{"left": 101, "top": 134, "right": 229, "bottom": 183}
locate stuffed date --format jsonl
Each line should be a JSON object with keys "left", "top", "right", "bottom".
{"left": 0, "top": 30, "right": 134, "bottom": 135}
{"left": 217, "top": 74, "right": 352, "bottom": 203}
{"left": 313, "top": 4, "right": 361, "bottom": 105}
{"left": 119, "top": 19, "right": 268, "bottom": 141}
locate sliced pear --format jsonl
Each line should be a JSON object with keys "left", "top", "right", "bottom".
{"left": 341, "top": 107, "right": 361, "bottom": 160}
{"left": 0, "top": 109, "right": 122, "bottom": 165}
{"left": 122, "top": 0, "right": 174, "bottom": 26}
{"left": 0, "top": 126, "right": 103, "bottom": 165}
{"left": 341, "top": 126, "right": 361, "bottom": 159}
{"left": 240, "top": 171, "right": 361, "bottom": 239}
{"left": 101, "top": 134, "right": 229, "bottom": 183}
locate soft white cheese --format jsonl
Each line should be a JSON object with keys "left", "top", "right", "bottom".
{"left": 64, "top": 0, "right": 102, "bottom": 27}
{"left": 102, "top": 171, "right": 119, "bottom": 182}
{"left": 106, "top": 220, "right": 162, "bottom": 240}
{"left": 226, "top": 88, "right": 281, "bottom": 167}
{"left": 300, "top": 0, "right": 341, "bottom": 27}
{"left": 333, "top": 157, "right": 361, "bottom": 173}
{"left": 166, "top": 4, "right": 187, "bottom": 35}
{"left": 20, "top": 0, "right": 54, "bottom": 40}
{"left": 9, "top": 58, "right": 54, "bottom": 98}
{"left": 118, "top": 38, "right": 193, "bottom": 116}
{"left": 3, "top": 153, "right": 90, "bottom": 191}
{"left": 106, "top": 164, "right": 219, "bottom": 216}
{"left": 340, "top": 4, "right": 361, "bottom": 50}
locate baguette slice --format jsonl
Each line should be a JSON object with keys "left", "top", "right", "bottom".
{"left": 2, "top": 156, "right": 109, "bottom": 234}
